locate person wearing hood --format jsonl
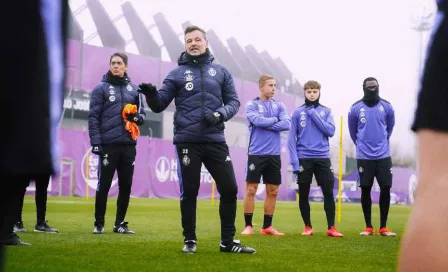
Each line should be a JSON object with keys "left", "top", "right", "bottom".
{"left": 138, "top": 25, "right": 255, "bottom": 254}
{"left": 348, "top": 77, "right": 396, "bottom": 237}
{"left": 88, "top": 52, "right": 146, "bottom": 235}
{"left": 287, "top": 80, "right": 343, "bottom": 238}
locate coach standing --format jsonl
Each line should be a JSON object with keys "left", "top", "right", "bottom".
{"left": 88, "top": 52, "right": 145, "bottom": 235}
{"left": 138, "top": 25, "right": 256, "bottom": 254}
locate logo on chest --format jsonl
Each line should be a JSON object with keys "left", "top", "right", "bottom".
{"left": 184, "top": 70, "right": 194, "bottom": 82}
{"left": 208, "top": 67, "right": 217, "bottom": 76}
{"left": 359, "top": 107, "right": 367, "bottom": 123}
{"left": 300, "top": 111, "right": 306, "bottom": 127}
{"left": 108, "top": 86, "right": 116, "bottom": 102}
{"left": 185, "top": 82, "right": 194, "bottom": 91}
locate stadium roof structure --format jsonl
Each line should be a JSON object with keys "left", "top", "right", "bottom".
{"left": 121, "top": 1, "right": 161, "bottom": 58}
{"left": 70, "top": 0, "right": 302, "bottom": 94}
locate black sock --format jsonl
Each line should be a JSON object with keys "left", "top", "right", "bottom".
{"left": 379, "top": 186, "right": 391, "bottom": 228}
{"left": 322, "top": 185, "right": 335, "bottom": 229}
{"left": 298, "top": 183, "right": 312, "bottom": 228}
{"left": 361, "top": 186, "right": 373, "bottom": 228}
{"left": 244, "top": 213, "right": 253, "bottom": 227}
{"left": 263, "top": 215, "right": 273, "bottom": 229}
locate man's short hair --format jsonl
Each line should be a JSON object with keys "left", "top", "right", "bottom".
{"left": 303, "top": 80, "right": 321, "bottom": 90}
{"left": 184, "top": 25, "right": 207, "bottom": 40}
{"left": 259, "top": 74, "right": 275, "bottom": 88}
{"left": 110, "top": 52, "right": 128, "bottom": 65}
{"left": 363, "top": 77, "right": 378, "bottom": 87}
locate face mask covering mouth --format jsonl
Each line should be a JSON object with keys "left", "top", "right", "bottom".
{"left": 362, "top": 86, "right": 380, "bottom": 107}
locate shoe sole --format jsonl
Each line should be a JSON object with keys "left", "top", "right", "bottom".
{"left": 221, "top": 251, "right": 256, "bottom": 254}
{"left": 34, "top": 230, "right": 59, "bottom": 233}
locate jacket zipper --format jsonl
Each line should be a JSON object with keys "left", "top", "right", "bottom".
{"left": 120, "top": 84, "right": 126, "bottom": 142}
{"left": 200, "top": 63, "right": 205, "bottom": 140}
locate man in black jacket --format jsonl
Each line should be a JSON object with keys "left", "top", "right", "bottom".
{"left": 88, "top": 52, "right": 145, "bottom": 235}
{"left": 139, "top": 25, "right": 255, "bottom": 254}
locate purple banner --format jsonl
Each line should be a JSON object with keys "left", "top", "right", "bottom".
{"left": 28, "top": 129, "right": 411, "bottom": 205}
{"left": 242, "top": 81, "right": 258, "bottom": 105}
{"left": 281, "top": 93, "right": 295, "bottom": 114}
{"left": 233, "top": 78, "right": 245, "bottom": 119}
{"left": 81, "top": 44, "right": 117, "bottom": 91}
{"left": 308, "top": 188, "right": 409, "bottom": 205}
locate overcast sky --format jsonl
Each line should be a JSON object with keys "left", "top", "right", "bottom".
{"left": 70, "top": 0, "right": 438, "bottom": 159}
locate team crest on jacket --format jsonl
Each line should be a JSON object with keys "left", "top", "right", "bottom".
{"left": 360, "top": 107, "right": 366, "bottom": 117}
{"left": 184, "top": 70, "right": 193, "bottom": 81}
{"left": 126, "top": 84, "right": 133, "bottom": 92}
{"left": 208, "top": 67, "right": 217, "bottom": 76}
{"left": 319, "top": 110, "right": 325, "bottom": 117}
{"left": 379, "top": 105, "right": 384, "bottom": 112}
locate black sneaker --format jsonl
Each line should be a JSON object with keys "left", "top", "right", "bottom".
{"left": 93, "top": 221, "right": 104, "bottom": 234}
{"left": 182, "top": 240, "right": 197, "bottom": 254}
{"left": 13, "top": 221, "right": 27, "bottom": 233}
{"left": 113, "top": 222, "right": 135, "bottom": 234}
{"left": 1, "top": 233, "right": 31, "bottom": 246}
{"left": 219, "top": 240, "right": 256, "bottom": 254}
{"left": 34, "top": 221, "right": 59, "bottom": 233}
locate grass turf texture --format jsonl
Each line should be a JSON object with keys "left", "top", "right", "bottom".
{"left": 4, "top": 197, "right": 410, "bottom": 272}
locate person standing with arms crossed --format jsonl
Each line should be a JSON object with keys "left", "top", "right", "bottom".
{"left": 241, "top": 74, "right": 290, "bottom": 236}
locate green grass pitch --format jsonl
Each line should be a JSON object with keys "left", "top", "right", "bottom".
{"left": 4, "top": 197, "right": 410, "bottom": 272}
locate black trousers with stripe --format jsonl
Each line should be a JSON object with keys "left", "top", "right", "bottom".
{"left": 94, "top": 144, "right": 136, "bottom": 226}
{"left": 176, "top": 143, "right": 238, "bottom": 245}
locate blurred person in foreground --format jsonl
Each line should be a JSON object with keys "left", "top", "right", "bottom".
{"left": 0, "top": 0, "right": 68, "bottom": 270}
{"left": 14, "top": 175, "right": 59, "bottom": 234}
{"left": 399, "top": 1, "right": 448, "bottom": 271}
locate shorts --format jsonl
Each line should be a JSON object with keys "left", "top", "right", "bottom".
{"left": 245, "top": 155, "right": 281, "bottom": 185}
{"left": 295, "top": 158, "right": 334, "bottom": 187}
{"left": 356, "top": 157, "right": 393, "bottom": 187}
{"left": 412, "top": 12, "right": 448, "bottom": 132}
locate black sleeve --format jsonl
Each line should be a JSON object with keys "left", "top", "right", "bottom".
{"left": 411, "top": 11, "right": 448, "bottom": 132}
